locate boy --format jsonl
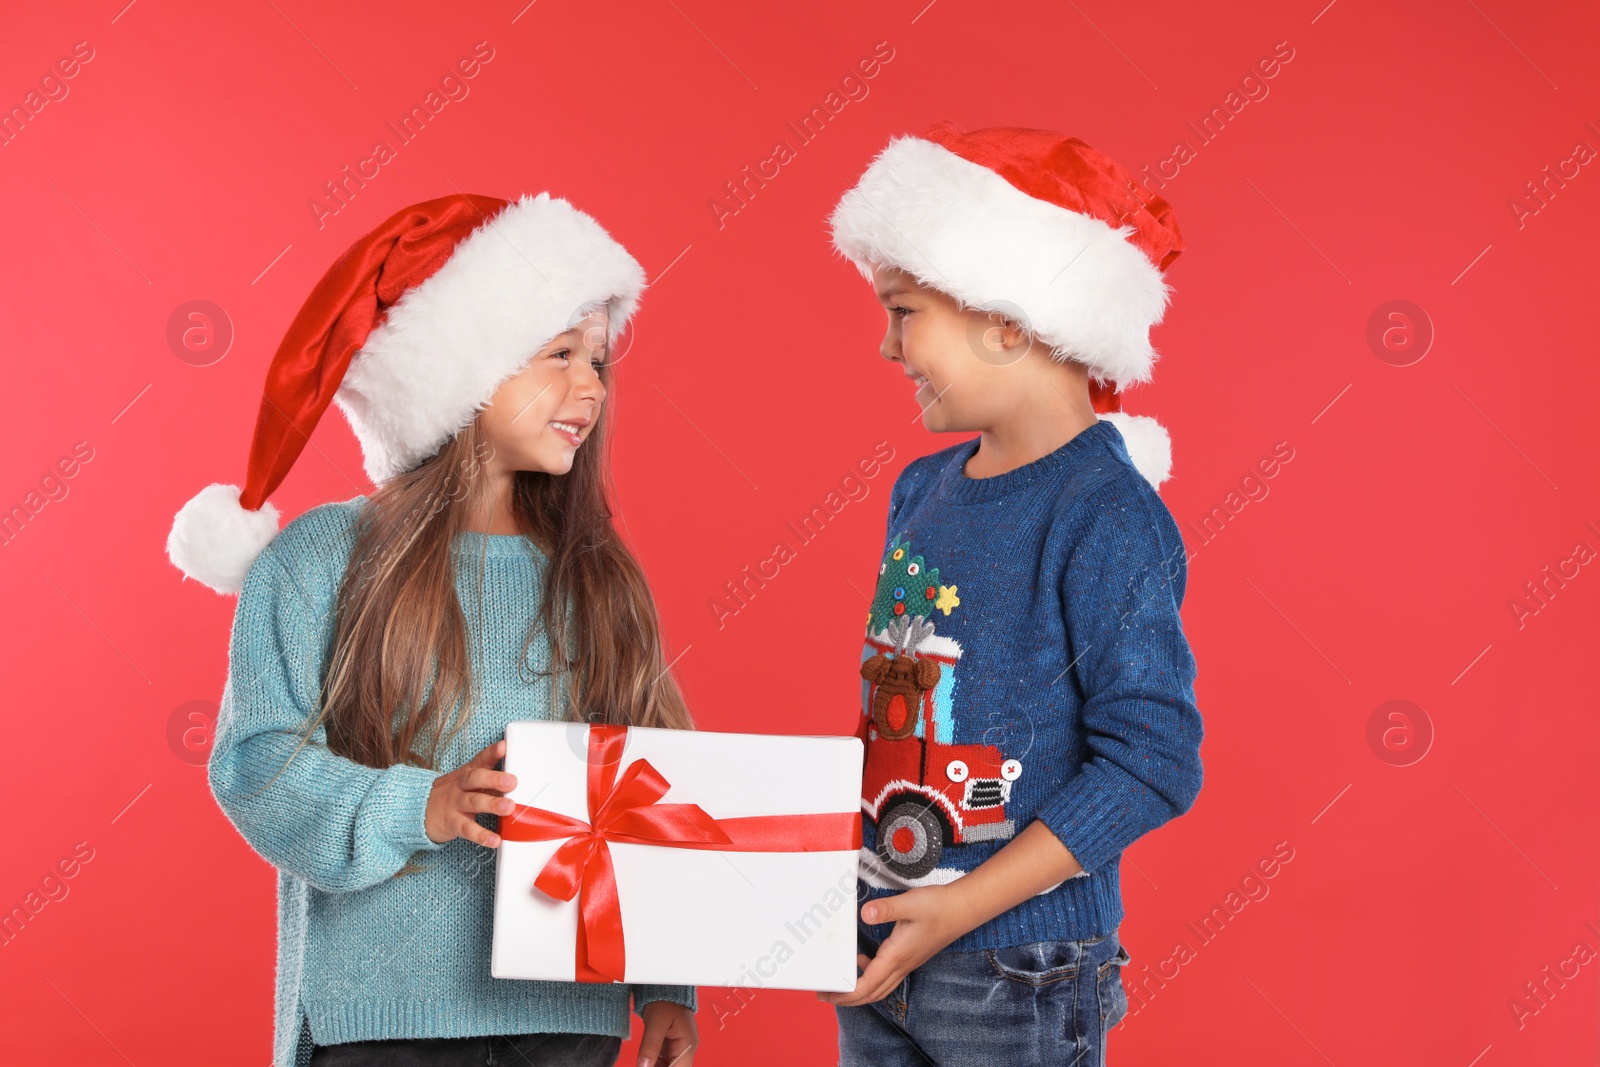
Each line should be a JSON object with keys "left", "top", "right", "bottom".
{"left": 818, "top": 122, "right": 1204, "bottom": 1067}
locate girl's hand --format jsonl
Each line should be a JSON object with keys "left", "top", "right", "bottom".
{"left": 816, "top": 885, "right": 971, "bottom": 1007}
{"left": 637, "top": 1000, "right": 698, "bottom": 1067}
{"left": 423, "top": 739, "right": 518, "bottom": 847}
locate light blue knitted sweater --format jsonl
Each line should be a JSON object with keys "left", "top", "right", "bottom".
{"left": 208, "top": 497, "right": 695, "bottom": 1067}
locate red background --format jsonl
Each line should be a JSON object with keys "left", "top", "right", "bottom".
{"left": 2, "top": 1, "right": 1596, "bottom": 1064}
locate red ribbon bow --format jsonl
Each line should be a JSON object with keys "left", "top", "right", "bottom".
{"left": 499, "top": 723, "right": 861, "bottom": 982}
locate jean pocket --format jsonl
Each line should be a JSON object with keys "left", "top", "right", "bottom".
{"left": 986, "top": 939, "right": 1085, "bottom": 985}
{"left": 1097, "top": 942, "right": 1131, "bottom": 1027}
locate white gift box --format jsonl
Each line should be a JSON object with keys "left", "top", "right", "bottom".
{"left": 490, "top": 720, "right": 864, "bottom": 992}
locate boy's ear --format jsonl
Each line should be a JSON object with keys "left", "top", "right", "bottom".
{"left": 994, "top": 313, "right": 1032, "bottom": 352}
{"left": 971, "top": 309, "right": 1037, "bottom": 366}
{"left": 985, "top": 313, "right": 1036, "bottom": 367}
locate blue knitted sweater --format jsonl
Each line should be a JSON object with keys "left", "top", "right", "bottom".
{"left": 208, "top": 498, "right": 694, "bottom": 1067}
{"left": 855, "top": 419, "right": 1205, "bottom": 950}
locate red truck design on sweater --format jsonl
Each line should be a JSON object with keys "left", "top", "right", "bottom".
{"left": 858, "top": 537, "right": 1021, "bottom": 880}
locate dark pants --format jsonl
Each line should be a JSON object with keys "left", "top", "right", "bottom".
{"left": 308, "top": 1032, "right": 622, "bottom": 1067}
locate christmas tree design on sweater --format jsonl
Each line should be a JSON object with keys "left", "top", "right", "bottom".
{"left": 858, "top": 535, "right": 1023, "bottom": 885}
{"left": 866, "top": 536, "right": 961, "bottom": 634}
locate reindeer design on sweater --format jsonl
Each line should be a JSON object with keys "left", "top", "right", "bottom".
{"left": 861, "top": 615, "right": 941, "bottom": 740}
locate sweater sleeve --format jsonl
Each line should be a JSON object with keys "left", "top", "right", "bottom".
{"left": 207, "top": 549, "right": 446, "bottom": 894}
{"left": 1033, "top": 481, "right": 1205, "bottom": 875}
{"left": 631, "top": 984, "right": 698, "bottom": 1016}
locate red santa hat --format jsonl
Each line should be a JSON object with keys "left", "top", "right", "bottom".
{"left": 830, "top": 121, "right": 1186, "bottom": 488}
{"left": 166, "top": 191, "right": 646, "bottom": 595}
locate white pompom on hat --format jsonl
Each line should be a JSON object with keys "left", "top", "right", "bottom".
{"left": 830, "top": 121, "right": 1187, "bottom": 489}
{"left": 167, "top": 484, "right": 282, "bottom": 596}
{"left": 166, "top": 192, "right": 646, "bottom": 595}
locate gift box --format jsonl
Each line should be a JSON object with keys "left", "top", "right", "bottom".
{"left": 490, "top": 721, "right": 865, "bottom": 992}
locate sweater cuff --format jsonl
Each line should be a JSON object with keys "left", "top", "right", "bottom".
{"left": 1033, "top": 764, "right": 1169, "bottom": 876}
{"left": 632, "top": 985, "right": 697, "bottom": 1016}
{"left": 374, "top": 763, "right": 447, "bottom": 855}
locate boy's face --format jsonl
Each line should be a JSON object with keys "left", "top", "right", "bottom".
{"left": 871, "top": 265, "right": 1039, "bottom": 433}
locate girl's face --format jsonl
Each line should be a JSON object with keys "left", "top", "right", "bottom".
{"left": 477, "top": 309, "right": 609, "bottom": 476}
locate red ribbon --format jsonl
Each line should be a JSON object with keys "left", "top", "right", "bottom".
{"left": 499, "top": 723, "right": 862, "bottom": 982}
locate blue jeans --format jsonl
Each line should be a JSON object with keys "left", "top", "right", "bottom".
{"left": 837, "top": 928, "right": 1130, "bottom": 1067}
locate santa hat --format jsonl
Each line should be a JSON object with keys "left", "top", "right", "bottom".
{"left": 166, "top": 191, "right": 646, "bottom": 595}
{"left": 829, "top": 121, "right": 1186, "bottom": 488}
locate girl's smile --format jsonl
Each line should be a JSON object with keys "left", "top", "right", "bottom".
{"left": 549, "top": 417, "right": 589, "bottom": 447}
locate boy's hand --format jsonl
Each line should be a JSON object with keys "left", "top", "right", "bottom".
{"left": 637, "top": 1000, "right": 697, "bottom": 1067}
{"left": 817, "top": 823, "right": 1088, "bottom": 1007}
{"left": 816, "top": 885, "right": 972, "bottom": 1007}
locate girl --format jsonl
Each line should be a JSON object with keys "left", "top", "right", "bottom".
{"left": 167, "top": 193, "right": 698, "bottom": 1067}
